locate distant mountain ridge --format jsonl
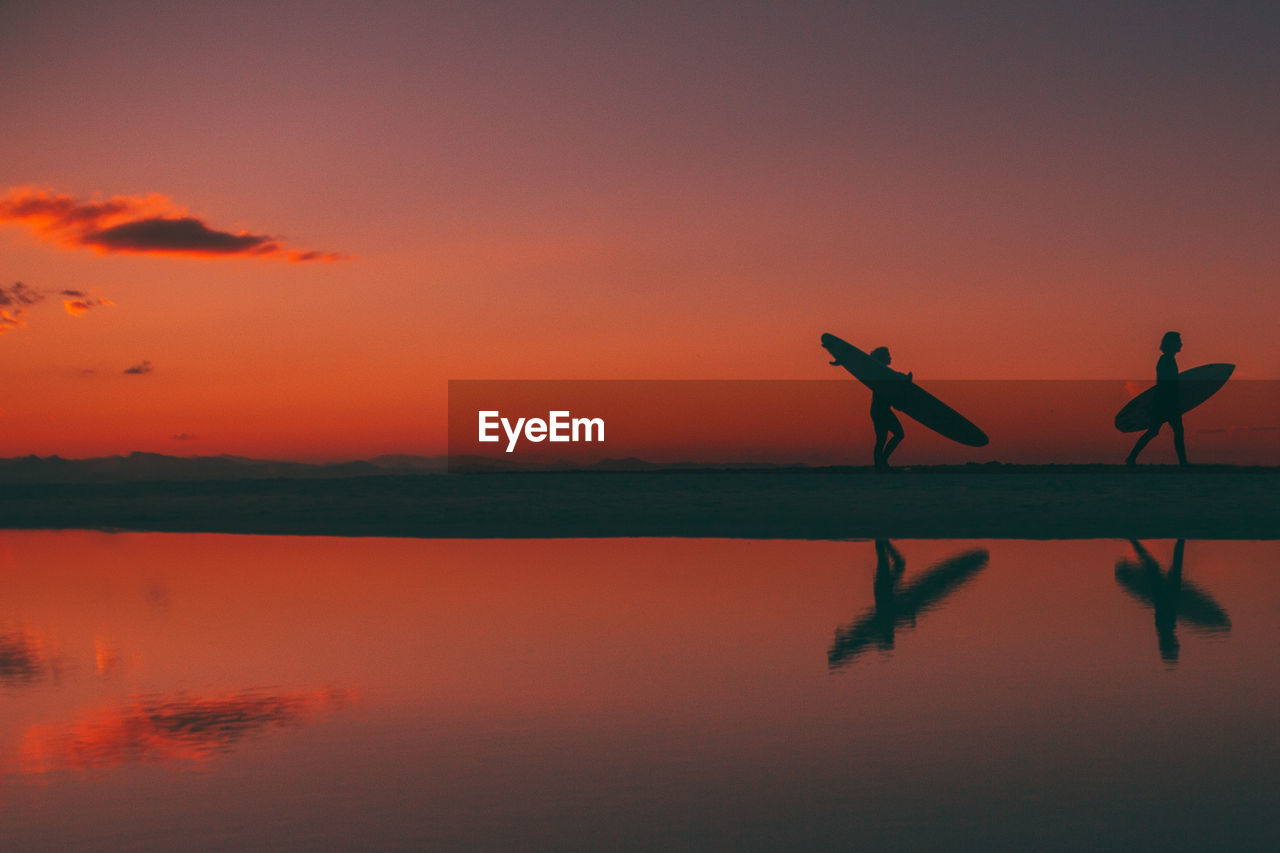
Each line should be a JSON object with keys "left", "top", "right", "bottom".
{"left": 6, "top": 453, "right": 1257, "bottom": 484}
{"left": 0, "top": 453, "right": 805, "bottom": 483}
{"left": 0, "top": 452, "right": 448, "bottom": 484}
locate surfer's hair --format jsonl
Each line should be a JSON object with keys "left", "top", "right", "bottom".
{"left": 870, "top": 346, "right": 891, "bottom": 363}
{"left": 1160, "top": 331, "right": 1182, "bottom": 352}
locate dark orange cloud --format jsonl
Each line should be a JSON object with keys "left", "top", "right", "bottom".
{"left": 0, "top": 282, "right": 38, "bottom": 335}
{"left": 288, "top": 249, "right": 347, "bottom": 263}
{"left": 0, "top": 281, "right": 113, "bottom": 332}
{"left": 0, "top": 309, "right": 25, "bottom": 334}
{"left": 0, "top": 187, "right": 346, "bottom": 262}
{"left": 0, "top": 281, "right": 43, "bottom": 306}
{"left": 60, "top": 289, "right": 114, "bottom": 315}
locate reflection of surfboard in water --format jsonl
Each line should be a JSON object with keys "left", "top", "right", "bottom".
{"left": 1113, "top": 363, "right": 1235, "bottom": 433}
{"left": 821, "top": 333, "right": 989, "bottom": 447}
{"left": 1114, "top": 560, "right": 1232, "bottom": 631}
{"left": 829, "top": 548, "right": 989, "bottom": 668}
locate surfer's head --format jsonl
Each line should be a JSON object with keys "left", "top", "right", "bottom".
{"left": 1160, "top": 331, "right": 1182, "bottom": 354}
{"left": 870, "top": 346, "right": 891, "bottom": 365}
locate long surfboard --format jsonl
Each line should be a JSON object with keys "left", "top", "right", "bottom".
{"left": 821, "top": 333, "right": 989, "bottom": 447}
{"left": 1113, "top": 363, "right": 1234, "bottom": 433}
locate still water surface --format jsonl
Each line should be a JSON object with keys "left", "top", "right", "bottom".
{"left": 1, "top": 533, "right": 1277, "bottom": 850}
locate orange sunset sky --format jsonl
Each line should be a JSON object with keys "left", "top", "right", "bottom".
{"left": 2, "top": 2, "right": 1277, "bottom": 459}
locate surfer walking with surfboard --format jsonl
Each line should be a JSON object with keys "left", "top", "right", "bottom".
{"left": 822, "top": 333, "right": 988, "bottom": 467}
{"left": 1125, "top": 332, "right": 1189, "bottom": 467}
{"left": 868, "top": 347, "right": 912, "bottom": 471}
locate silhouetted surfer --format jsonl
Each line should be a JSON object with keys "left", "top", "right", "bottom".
{"left": 868, "top": 347, "right": 912, "bottom": 471}
{"left": 1126, "top": 332, "right": 1188, "bottom": 466}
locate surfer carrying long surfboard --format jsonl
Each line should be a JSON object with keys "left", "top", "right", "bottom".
{"left": 822, "top": 333, "right": 989, "bottom": 459}
{"left": 867, "top": 347, "right": 912, "bottom": 471}
{"left": 1125, "top": 331, "right": 1188, "bottom": 467}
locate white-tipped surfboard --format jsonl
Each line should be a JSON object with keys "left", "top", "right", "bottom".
{"left": 821, "top": 333, "right": 989, "bottom": 447}
{"left": 1114, "top": 363, "right": 1235, "bottom": 433}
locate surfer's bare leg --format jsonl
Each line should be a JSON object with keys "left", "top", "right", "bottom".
{"left": 879, "top": 411, "right": 904, "bottom": 469}
{"left": 871, "top": 406, "right": 903, "bottom": 470}
{"left": 882, "top": 429, "right": 903, "bottom": 463}
{"left": 1126, "top": 424, "right": 1160, "bottom": 465}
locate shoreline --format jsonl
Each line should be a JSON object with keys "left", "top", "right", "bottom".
{"left": 3, "top": 468, "right": 1277, "bottom": 540}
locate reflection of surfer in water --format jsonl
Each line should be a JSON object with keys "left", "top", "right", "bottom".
{"left": 871, "top": 538, "right": 907, "bottom": 648}
{"left": 1126, "top": 331, "right": 1188, "bottom": 466}
{"left": 1115, "top": 539, "right": 1231, "bottom": 665}
{"left": 1133, "top": 539, "right": 1184, "bottom": 662}
{"left": 868, "top": 347, "right": 912, "bottom": 472}
{"left": 829, "top": 541, "right": 989, "bottom": 669}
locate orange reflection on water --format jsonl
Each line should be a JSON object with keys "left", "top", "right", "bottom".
{"left": 93, "top": 637, "right": 121, "bottom": 677}
{"left": 18, "top": 688, "right": 351, "bottom": 774}
{"left": 0, "top": 533, "right": 1277, "bottom": 850}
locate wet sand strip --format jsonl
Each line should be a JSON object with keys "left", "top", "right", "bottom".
{"left": 3, "top": 468, "right": 1277, "bottom": 539}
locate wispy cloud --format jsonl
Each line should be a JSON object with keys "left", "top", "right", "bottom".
{"left": 0, "top": 281, "right": 113, "bottom": 333}
{"left": 123, "top": 360, "right": 153, "bottom": 375}
{"left": 61, "top": 289, "right": 114, "bottom": 315}
{"left": 0, "top": 281, "right": 44, "bottom": 307}
{"left": 0, "top": 309, "right": 26, "bottom": 335}
{"left": 0, "top": 187, "right": 347, "bottom": 262}
{"left": 288, "top": 249, "right": 347, "bottom": 263}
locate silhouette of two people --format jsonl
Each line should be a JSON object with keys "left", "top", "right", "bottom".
{"left": 834, "top": 331, "right": 1208, "bottom": 468}
{"left": 1126, "top": 331, "right": 1188, "bottom": 466}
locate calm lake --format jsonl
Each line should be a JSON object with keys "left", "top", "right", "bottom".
{"left": 1, "top": 533, "right": 1277, "bottom": 850}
